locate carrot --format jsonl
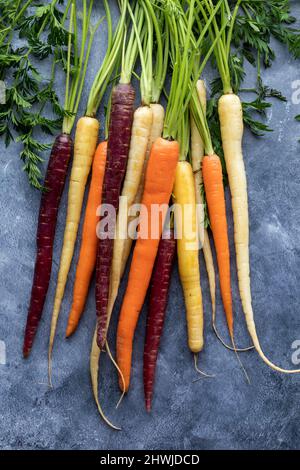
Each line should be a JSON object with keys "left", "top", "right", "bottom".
{"left": 66, "top": 141, "right": 107, "bottom": 337}
{"left": 105, "top": 106, "right": 153, "bottom": 335}
{"left": 23, "top": 134, "right": 73, "bottom": 357}
{"left": 120, "top": 103, "right": 165, "bottom": 279}
{"left": 219, "top": 93, "right": 300, "bottom": 372}
{"left": 202, "top": 153, "right": 233, "bottom": 337}
{"left": 190, "top": 80, "right": 207, "bottom": 248}
{"left": 190, "top": 79, "right": 217, "bottom": 334}
{"left": 116, "top": 137, "right": 179, "bottom": 391}
{"left": 90, "top": 329, "right": 121, "bottom": 430}
{"left": 49, "top": 116, "right": 100, "bottom": 363}
{"left": 23, "top": 0, "right": 95, "bottom": 357}
{"left": 95, "top": 89, "right": 136, "bottom": 350}
{"left": 143, "top": 228, "right": 176, "bottom": 412}
{"left": 96, "top": 1, "right": 145, "bottom": 349}
{"left": 173, "top": 160, "right": 205, "bottom": 353}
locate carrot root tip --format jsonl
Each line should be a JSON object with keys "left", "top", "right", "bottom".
{"left": 193, "top": 354, "right": 215, "bottom": 379}
{"left": 23, "top": 349, "right": 30, "bottom": 359}
{"left": 212, "top": 323, "right": 254, "bottom": 352}
{"left": 145, "top": 400, "right": 151, "bottom": 413}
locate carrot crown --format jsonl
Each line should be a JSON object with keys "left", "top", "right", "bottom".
{"left": 62, "top": 0, "right": 104, "bottom": 134}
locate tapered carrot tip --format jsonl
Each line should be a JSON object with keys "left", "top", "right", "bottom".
{"left": 23, "top": 348, "right": 30, "bottom": 359}
{"left": 65, "top": 324, "right": 75, "bottom": 338}
{"left": 145, "top": 399, "right": 151, "bottom": 413}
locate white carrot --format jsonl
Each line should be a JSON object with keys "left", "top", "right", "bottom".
{"left": 105, "top": 105, "right": 153, "bottom": 333}
{"left": 90, "top": 329, "right": 121, "bottom": 430}
{"left": 206, "top": 0, "right": 300, "bottom": 372}
{"left": 120, "top": 103, "right": 165, "bottom": 278}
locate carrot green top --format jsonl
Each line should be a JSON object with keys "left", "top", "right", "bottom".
{"left": 162, "top": 0, "right": 196, "bottom": 144}
{"left": 86, "top": 0, "right": 127, "bottom": 118}
{"left": 125, "top": 1, "right": 151, "bottom": 105}
{"left": 62, "top": 0, "right": 105, "bottom": 134}
{"left": 160, "top": 0, "right": 226, "bottom": 158}
{"left": 140, "top": 0, "right": 169, "bottom": 105}
{"left": 195, "top": 0, "right": 242, "bottom": 95}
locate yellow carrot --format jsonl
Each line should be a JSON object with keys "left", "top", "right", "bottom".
{"left": 173, "top": 161, "right": 203, "bottom": 353}
{"left": 49, "top": 116, "right": 99, "bottom": 381}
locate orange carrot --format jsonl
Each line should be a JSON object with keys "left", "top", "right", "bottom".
{"left": 202, "top": 153, "right": 233, "bottom": 338}
{"left": 116, "top": 137, "right": 179, "bottom": 392}
{"left": 66, "top": 141, "right": 107, "bottom": 337}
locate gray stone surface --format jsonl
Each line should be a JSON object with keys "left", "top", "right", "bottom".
{"left": 1, "top": 1, "right": 300, "bottom": 451}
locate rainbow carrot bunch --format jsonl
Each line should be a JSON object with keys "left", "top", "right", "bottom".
{"left": 18, "top": 0, "right": 300, "bottom": 432}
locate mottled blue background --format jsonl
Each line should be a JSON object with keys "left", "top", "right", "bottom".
{"left": 1, "top": 1, "right": 300, "bottom": 450}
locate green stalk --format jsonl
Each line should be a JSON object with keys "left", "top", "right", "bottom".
{"left": 129, "top": 0, "right": 152, "bottom": 105}
{"left": 120, "top": 1, "right": 143, "bottom": 86}
{"left": 86, "top": 0, "right": 127, "bottom": 117}
{"left": 73, "top": 14, "right": 105, "bottom": 115}
{"left": 178, "top": 108, "right": 190, "bottom": 161}
{"left": 143, "top": 0, "right": 165, "bottom": 103}
{"left": 63, "top": 1, "right": 74, "bottom": 122}
{"left": 63, "top": 0, "right": 103, "bottom": 134}
{"left": 226, "top": 0, "right": 242, "bottom": 60}
{"left": 163, "top": 0, "right": 223, "bottom": 141}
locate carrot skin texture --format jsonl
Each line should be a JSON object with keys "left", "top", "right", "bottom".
{"left": 116, "top": 137, "right": 179, "bottom": 392}
{"left": 121, "top": 103, "right": 165, "bottom": 279}
{"left": 202, "top": 154, "right": 233, "bottom": 336}
{"left": 96, "top": 83, "right": 135, "bottom": 348}
{"left": 23, "top": 133, "right": 73, "bottom": 357}
{"left": 143, "top": 229, "right": 176, "bottom": 412}
{"left": 173, "top": 162, "right": 204, "bottom": 353}
{"left": 218, "top": 94, "right": 300, "bottom": 373}
{"left": 66, "top": 141, "right": 107, "bottom": 337}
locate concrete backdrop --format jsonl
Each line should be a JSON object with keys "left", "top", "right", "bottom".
{"left": 0, "top": 1, "right": 300, "bottom": 450}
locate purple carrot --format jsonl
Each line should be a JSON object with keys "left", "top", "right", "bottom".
{"left": 23, "top": 133, "right": 73, "bottom": 357}
{"left": 95, "top": 82, "right": 135, "bottom": 348}
{"left": 143, "top": 228, "right": 176, "bottom": 412}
